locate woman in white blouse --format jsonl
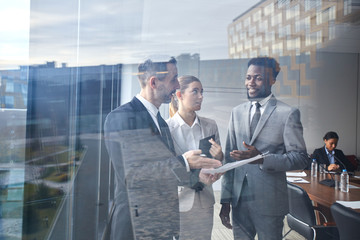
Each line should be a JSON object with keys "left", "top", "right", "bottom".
{"left": 166, "top": 75, "right": 223, "bottom": 240}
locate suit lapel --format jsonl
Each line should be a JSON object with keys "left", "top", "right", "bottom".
{"left": 198, "top": 117, "right": 208, "bottom": 139}
{"left": 250, "top": 96, "right": 277, "bottom": 145}
{"left": 130, "top": 97, "right": 159, "bottom": 135}
{"left": 131, "top": 97, "right": 175, "bottom": 154}
{"left": 244, "top": 102, "right": 252, "bottom": 144}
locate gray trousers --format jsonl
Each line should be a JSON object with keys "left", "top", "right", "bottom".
{"left": 232, "top": 178, "right": 284, "bottom": 240}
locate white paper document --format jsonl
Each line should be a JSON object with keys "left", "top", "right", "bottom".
{"left": 336, "top": 200, "right": 360, "bottom": 209}
{"left": 201, "top": 153, "right": 267, "bottom": 174}
{"left": 286, "top": 177, "right": 309, "bottom": 183}
{"left": 286, "top": 171, "right": 307, "bottom": 177}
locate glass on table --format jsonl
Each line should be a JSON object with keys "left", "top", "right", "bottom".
{"left": 319, "top": 163, "right": 327, "bottom": 174}
{"left": 334, "top": 174, "right": 340, "bottom": 190}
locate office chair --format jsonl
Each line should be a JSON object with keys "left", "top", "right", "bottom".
{"left": 283, "top": 182, "right": 339, "bottom": 240}
{"left": 345, "top": 155, "right": 358, "bottom": 170}
{"left": 330, "top": 202, "right": 360, "bottom": 240}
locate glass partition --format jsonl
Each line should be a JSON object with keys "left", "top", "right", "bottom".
{"left": 1, "top": 0, "right": 359, "bottom": 239}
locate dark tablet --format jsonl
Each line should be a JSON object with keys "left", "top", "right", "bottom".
{"left": 199, "top": 135, "right": 215, "bottom": 158}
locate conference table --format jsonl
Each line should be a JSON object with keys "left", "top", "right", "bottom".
{"left": 289, "top": 170, "right": 360, "bottom": 222}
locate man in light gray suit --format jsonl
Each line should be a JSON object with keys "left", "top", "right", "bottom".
{"left": 219, "top": 57, "right": 309, "bottom": 240}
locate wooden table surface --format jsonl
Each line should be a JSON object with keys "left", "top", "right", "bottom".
{"left": 291, "top": 170, "right": 360, "bottom": 212}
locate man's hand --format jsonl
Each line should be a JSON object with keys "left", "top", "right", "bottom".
{"left": 199, "top": 169, "right": 223, "bottom": 185}
{"left": 209, "top": 138, "right": 224, "bottom": 161}
{"left": 219, "top": 203, "right": 232, "bottom": 229}
{"left": 230, "top": 141, "right": 263, "bottom": 164}
{"left": 185, "top": 150, "right": 222, "bottom": 169}
{"left": 328, "top": 163, "right": 340, "bottom": 171}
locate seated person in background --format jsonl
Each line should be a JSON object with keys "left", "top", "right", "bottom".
{"left": 312, "top": 131, "right": 356, "bottom": 172}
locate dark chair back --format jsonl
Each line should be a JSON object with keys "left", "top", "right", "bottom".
{"left": 331, "top": 202, "right": 360, "bottom": 240}
{"left": 345, "top": 155, "right": 358, "bottom": 170}
{"left": 287, "top": 182, "right": 317, "bottom": 239}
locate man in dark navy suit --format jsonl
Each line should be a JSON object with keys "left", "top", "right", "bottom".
{"left": 104, "top": 57, "right": 221, "bottom": 240}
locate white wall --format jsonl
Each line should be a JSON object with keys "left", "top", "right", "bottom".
{"left": 122, "top": 52, "right": 360, "bottom": 158}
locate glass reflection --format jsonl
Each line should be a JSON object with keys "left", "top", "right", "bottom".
{"left": 0, "top": 0, "right": 359, "bottom": 239}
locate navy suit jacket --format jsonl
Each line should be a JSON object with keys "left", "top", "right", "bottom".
{"left": 104, "top": 97, "right": 190, "bottom": 239}
{"left": 312, "top": 147, "right": 356, "bottom": 172}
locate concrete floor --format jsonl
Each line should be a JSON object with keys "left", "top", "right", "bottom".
{"left": 211, "top": 191, "right": 305, "bottom": 240}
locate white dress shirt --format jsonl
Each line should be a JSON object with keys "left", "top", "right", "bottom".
{"left": 136, "top": 94, "right": 160, "bottom": 132}
{"left": 170, "top": 112, "right": 203, "bottom": 155}
{"left": 325, "top": 146, "right": 335, "bottom": 164}
{"left": 167, "top": 112, "right": 218, "bottom": 214}
{"left": 249, "top": 93, "right": 273, "bottom": 122}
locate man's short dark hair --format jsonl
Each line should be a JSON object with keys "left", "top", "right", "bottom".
{"left": 137, "top": 57, "right": 177, "bottom": 87}
{"left": 248, "top": 57, "right": 281, "bottom": 79}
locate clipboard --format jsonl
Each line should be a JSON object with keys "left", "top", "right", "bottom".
{"left": 199, "top": 134, "right": 215, "bottom": 158}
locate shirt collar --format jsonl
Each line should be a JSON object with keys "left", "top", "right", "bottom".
{"left": 251, "top": 93, "right": 272, "bottom": 107}
{"left": 174, "top": 112, "right": 200, "bottom": 128}
{"left": 136, "top": 94, "right": 158, "bottom": 116}
{"left": 324, "top": 146, "right": 334, "bottom": 155}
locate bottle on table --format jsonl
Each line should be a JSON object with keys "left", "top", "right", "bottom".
{"left": 311, "top": 159, "right": 318, "bottom": 177}
{"left": 340, "top": 169, "right": 349, "bottom": 193}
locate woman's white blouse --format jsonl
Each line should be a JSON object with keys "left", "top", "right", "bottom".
{"left": 169, "top": 112, "right": 203, "bottom": 155}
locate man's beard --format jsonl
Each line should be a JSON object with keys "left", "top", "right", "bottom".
{"left": 163, "top": 97, "right": 172, "bottom": 104}
{"left": 162, "top": 93, "right": 172, "bottom": 104}
{"left": 247, "top": 87, "right": 271, "bottom": 100}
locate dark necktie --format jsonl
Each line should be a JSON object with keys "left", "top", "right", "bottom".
{"left": 250, "top": 102, "right": 261, "bottom": 139}
{"left": 156, "top": 112, "right": 175, "bottom": 154}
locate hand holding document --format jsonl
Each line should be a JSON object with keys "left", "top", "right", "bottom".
{"left": 199, "top": 169, "right": 222, "bottom": 185}
{"left": 185, "top": 150, "right": 222, "bottom": 169}
{"left": 201, "top": 153, "right": 268, "bottom": 174}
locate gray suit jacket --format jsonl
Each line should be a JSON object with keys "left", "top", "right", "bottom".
{"left": 221, "top": 96, "right": 309, "bottom": 216}
{"left": 104, "top": 97, "right": 189, "bottom": 239}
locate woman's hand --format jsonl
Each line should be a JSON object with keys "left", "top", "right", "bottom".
{"left": 209, "top": 138, "right": 224, "bottom": 161}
